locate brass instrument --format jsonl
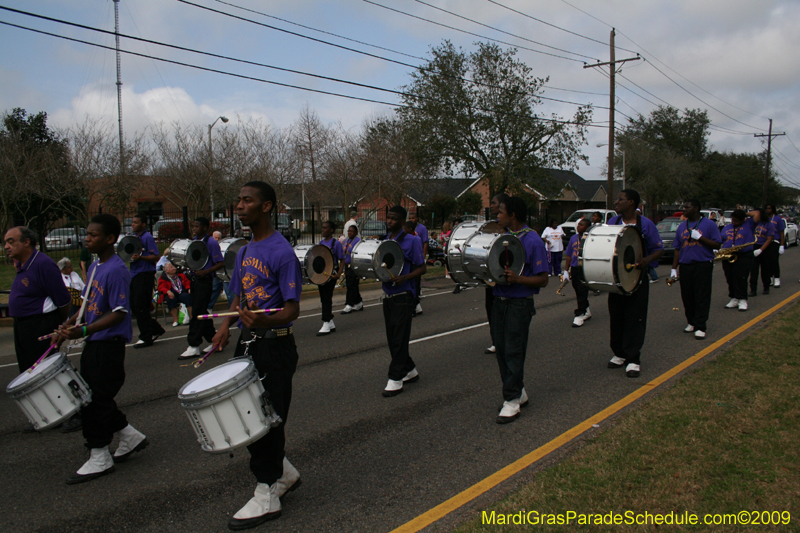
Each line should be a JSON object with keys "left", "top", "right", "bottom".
{"left": 713, "top": 240, "right": 758, "bottom": 263}
{"left": 556, "top": 271, "right": 570, "bottom": 296}
{"left": 666, "top": 276, "right": 679, "bottom": 286}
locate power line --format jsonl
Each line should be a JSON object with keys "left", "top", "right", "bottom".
{"left": 361, "top": 0, "right": 588, "bottom": 63}
{"left": 784, "top": 136, "right": 800, "bottom": 156}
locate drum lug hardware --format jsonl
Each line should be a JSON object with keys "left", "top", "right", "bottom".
{"left": 68, "top": 380, "right": 90, "bottom": 403}
{"left": 259, "top": 391, "right": 283, "bottom": 428}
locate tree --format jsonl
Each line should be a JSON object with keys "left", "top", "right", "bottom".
{"left": 701, "top": 151, "right": 786, "bottom": 209}
{"left": 291, "top": 105, "right": 331, "bottom": 216}
{"left": 322, "top": 124, "right": 371, "bottom": 217}
{"left": 456, "top": 190, "right": 483, "bottom": 216}
{"left": 398, "top": 41, "right": 591, "bottom": 197}
{"left": 426, "top": 194, "right": 457, "bottom": 225}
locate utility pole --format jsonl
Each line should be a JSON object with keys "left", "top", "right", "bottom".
{"left": 584, "top": 29, "right": 640, "bottom": 209}
{"left": 113, "top": 0, "right": 124, "bottom": 177}
{"left": 754, "top": 119, "right": 785, "bottom": 206}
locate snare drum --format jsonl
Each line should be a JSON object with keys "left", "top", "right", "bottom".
{"left": 178, "top": 359, "right": 280, "bottom": 454}
{"left": 446, "top": 221, "right": 508, "bottom": 285}
{"left": 217, "top": 237, "right": 247, "bottom": 281}
{"left": 169, "top": 239, "right": 210, "bottom": 271}
{"left": 6, "top": 353, "right": 92, "bottom": 431}
{"left": 579, "top": 224, "right": 644, "bottom": 295}
{"left": 350, "top": 239, "right": 404, "bottom": 282}
{"left": 462, "top": 232, "right": 525, "bottom": 285}
{"left": 294, "top": 244, "right": 336, "bottom": 285}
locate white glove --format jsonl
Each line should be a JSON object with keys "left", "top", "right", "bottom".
{"left": 691, "top": 229, "right": 702, "bottom": 240}
{"left": 562, "top": 270, "right": 570, "bottom": 282}
{"left": 779, "top": 245, "right": 785, "bottom": 255}
{"left": 754, "top": 249, "right": 762, "bottom": 257}
{"left": 670, "top": 269, "right": 678, "bottom": 279}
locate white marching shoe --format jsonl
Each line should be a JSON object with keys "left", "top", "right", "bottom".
{"left": 402, "top": 368, "right": 419, "bottom": 383}
{"left": 274, "top": 457, "right": 302, "bottom": 498}
{"left": 113, "top": 424, "right": 149, "bottom": 462}
{"left": 178, "top": 346, "right": 202, "bottom": 359}
{"left": 415, "top": 303, "right": 423, "bottom": 315}
{"left": 382, "top": 379, "right": 403, "bottom": 397}
{"left": 725, "top": 298, "right": 739, "bottom": 309}
{"left": 684, "top": 324, "right": 695, "bottom": 333}
{"left": 228, "top": 483, "right": 281, "bottom": 531}
{"left": 496, "top": 398, "right": 521, "bottom": 424}
{"left": 738, "top": 299, "right": 748, "bottom": 311}
{"left": 572, "top": 315, "right": 585, "bottom": 327}
{"left": 774, "top": 278, "right": 781, "bottom": 288}
{"left": 204, "top": 343, "right": 221, "bottom": 354}
{"left": 485, "top": 345, "right": 496, "bottom": 354}
{"left": 352, "top": 302, "right": 363, "bottom": 312}
{"left": 694, "top": 330, "right": 706, "bottom": 340}
{"left": 316, "top": 320, "right": 336, "bottom": 336}
{"left": 341, "top": 304, "right": 354, "bottom": 314}
{"left": 66, "top": 446, "right": 115, "bottom": 484}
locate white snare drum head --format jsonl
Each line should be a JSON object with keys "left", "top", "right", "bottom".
{"left": 7, "top": 353, "right": 63, "bottom": 390}
{"left": 181, "top": 360, "right": 250, "bottom": 395}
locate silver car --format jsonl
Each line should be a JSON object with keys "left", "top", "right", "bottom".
{"left": 45, "top": 227, "right": 87, "bottom": 250}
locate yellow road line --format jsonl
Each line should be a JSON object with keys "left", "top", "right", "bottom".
{"left": 391, "top": 290, "right": 800, "bottom": 533}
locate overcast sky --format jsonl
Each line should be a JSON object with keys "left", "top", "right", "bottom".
{"left": 1, "top": 0, "right": 799, "bottom": 187}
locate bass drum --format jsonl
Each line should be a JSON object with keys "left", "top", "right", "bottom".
{"left": 462, "top": 232, "right": 525, "bottom": 285}
{"left": 217, "top": 237, "right": 247, "bottom": 281}
{"left": 446, "top": 221, "right": 506, "bottom": 285}
{"left": 350, "top": 239, "right": 404, "bottom": 282}
{"left": 294, "top": 244, "right": 335, "bottom": 285}
{"left": 579, "top": 224, "right": 644, "bottom": 295}
{"left": 168, "top": 239, "right": 209, "bottom": 271}
{"left": 116, "top": 235, "right": 143, "bottom": 262}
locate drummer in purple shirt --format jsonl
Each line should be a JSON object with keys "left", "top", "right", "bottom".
{"left": 491, "top": 197, "right": 549, "bottom": 424}
{"left": 563, "top": 218, "right": 592, "bottom": 327}
{"left": 129, "top": 214, "right": 166, "bottom": 349}
{"left": 316, "top": 221, "right": 345, "bottom": 336}
{"left": 408, "top": 212, "right": 428, "bottom": 316}
{"left": 606, "top": 189, "right": 664, "bottom": 378}
{"left": 671, "top": 200, "right": 722, "bottom": 339}
{"left": 53, "top": 214, "right": 148, "bottom": 484}
{"left": 720, "top": 209, "right": 756, "bottom": 311}
{"left": 748, "top": 207, "right": 777, "bottom": 297}
{"left": 381, "top": 205, "right": 426, "bottom": 398}
{"left": 340, "top": 224, "right": 363, "bottom": 314}
{"left": 5, "top": 226, "right": 71, "bottom": 374}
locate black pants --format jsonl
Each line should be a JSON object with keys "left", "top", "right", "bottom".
{"left": 571, "top": 266, "right": 589, "bottom": 316}
{"left": 344, "top": 266, "right": 362, "bottom": 306}
{"left": 414, "top": 276, "right": 422, "bottom": 305}
{"left": 749, "top": 249, "right": 772, "bottom": 292}
{"left": 13, "top": 311, "right": 63, "bottom": 373}
{"left": 80, "top": 339, "right": 129, "bottom": 449}
{"left": 490, "top": 297, "right": 535, "bottom": 402}
{"left": 723, "top": 251, "right": 753, "bottom": 300}
{"left": 383, "top": 292, "right": 416, "bottom": 381}
{"left": 318, "top": 279, "right": 335, "bottom": 322}
{"left": 769, "top": 241, "right": 781, "bottom": 279}
{"left": 188, "top": 275, "right": 215, "bottom": 347}
{"left": 235, "top": 332, "right": 299, "bottom": 485}
{"left": 131, "top": 272, "right": 164, "bottom": 342}
{"left": 485, "top": 286, "right": 494, "bottom": 325}
{"left": 678, "top": 261, "right": 714, "bottom": 332}
{"left": 608, "top": 278, "right": 649, "bottom": 365}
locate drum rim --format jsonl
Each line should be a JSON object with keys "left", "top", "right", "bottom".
{"left": 578, "top": 224, "right": 645, "bottom": 295}
{"left": 295, "top": 244, "right": 336, "bottom": 285}
{"left": 217, "top": 237, "right": 247, "bottom": 281}
{"left": 6, "top": 353, "right": 69, "bottom": 396}
{"left": 462, "top": 232, "right": 525, "bottom": 285}
{"left": 178, "top": 359, "right": 257, "bottom": 406}
{"left": 350, "top": 239, "right": 404, "bottom": 282}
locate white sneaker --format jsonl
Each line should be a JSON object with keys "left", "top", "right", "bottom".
{"left": 178, "top": 346, "right": 202, "bottom": 359}
{"left": 520, "top": 388, "right": 529, "bottom": 407}
{"left": 415, "top": 303, "right": 423, "bottom": 315}
{"left": 341, "top": 304, "right": 354, "bottom": 314}
{"left": 572, "top": 315, "right": 585, "bottom": 327}
{"left": 625, "top": 363, "right": 641, "bottom": 378}
{"left": 695, "top": 330, "right": 706, "bottom": 339}
{"left": 133, "top": 340, "right": 146, "bottom": 346}
{"left": 485, "top": 345, "right": 496, "bottom": 354}
{"left": 382, "top": 379, "right": 403, "bottom": 397}
{"left": 316, "top": 320, "right": 335, "bottom": 336}
{"left": 274, "top": 457, "right": 301, "bottom": 498}
{"left": 608, "top": 356, "right": 626, "bottom": 368}
{"left": 769, "top": 277, "right": 774, "bottom": 287}
{"left": 738, "top": 299, "right": 748, "bottom": 311}
{"left": 113, "top": 424, "right": 148, "bottom": 462}
{"left": 229, "top": 483, "right": 281, "bottom": 528}
{"left": 352, "top": 302, "right": 363, "bottom": 311}
{"left": 583, "top": 308, "right": 592, "bottom": 320}
{"left": 67, "top": 446, "right": 115, "bottom": 484}
{"left": 172, "top": 321, "right": 179, "bottom": 327}
{"left": 774, "top": 278, "right": 781, "bottom": 288}
{"left": 725, "top": 298, "right": 739, "bottom": 309}
{"left": 496, "top": 399, "right": 521, "bottom": 424}
{"left": 684, "top": 324, "right": 695, "bottom": 333}
{"left": 402, "top": 368, "right": 419, "bottom": 383}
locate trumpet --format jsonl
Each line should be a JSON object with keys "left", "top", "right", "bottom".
{"left": 713, "top": 241, "right": 758, "bottom": 263}
{"left": 556, "top": 271, "right": 570, "bottom": 296}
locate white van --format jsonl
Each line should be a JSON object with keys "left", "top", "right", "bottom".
{"left": 560, "top": 208, "right": 617, "bottom": 245}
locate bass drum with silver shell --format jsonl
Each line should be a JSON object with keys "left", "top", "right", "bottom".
{"left": 579, "top": 224, "right": 644, "bottom": 295}
{"left": 446, "top": 221, "right": 515, "bottom": 285}
{"left": 116, "top": 235, "right": 143, "bottom": 262}
{"left": 168, "top": 239, "right": 210, "bottom": 271}
{"left": 294, "top": 244, "right": 336, "bottom": 285}
{"left": 216, "top": 237, "right": 247, "bottom": 281}
{"left": 349, "top": 239, "right": 404, "bottom": 283}
{"left": 461, "top": 231, "right": 525, "bottom": 285}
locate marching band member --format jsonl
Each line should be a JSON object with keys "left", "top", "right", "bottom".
{"left": 317, "top": 221, "right": 344, "bottom": 336}
{"left": 485, "top": 193, "right": 509, "bottom": 354}
{"left": 129, "top": 214, "right": 166, "bottom": 349}
{"left": 720, "top": 209, "right": 755, "bottom": 311}
{"left": 748, "top": 208, "right": 776, "bottom": 297}
{"left": 408, "top": 211, "right": 429, "bottom": 316}
{"left": 340, "top": 224, "right": 364, "bottom": 314}
{"left": 381, "top": 205, "right": 426, "bottom": 398}
{"left": 564, "top": 218, "right": 592, "bottom": 327}
{"left": 765, "top": 204, "right": 785, "bottom": 288}
{"left": 606, "top": 190, "right": 664, "bottom": 378}
{"left": 53, "top": 214, "right": 148, "bottom": 483}
{"left": 179, "top": 217, "right": 224, "bottom": 359}
{"left": 670, "top": 200, "right": 722, "bottom": 339}
{"left": 491, "top": 197, "right": 548, "bottom": 423}
{"left": 211, "top": 181, "right": 303, "bottom": 531}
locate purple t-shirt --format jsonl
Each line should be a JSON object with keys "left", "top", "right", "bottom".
{"left": 343, "top": 236, "right": 361, "bottom": 265}
{"left": 415, "top": 224, "right": 429, "bottom": 246}
{"left": 769, "top": 215, "right": 786, "bottom": 237}
{"left": 319, "top": 237, "right": 344, "bottom": 262}
{"left": 229, "top": 232, "right": 303, "bottom": 328}
{"left": 566, "top": 234, "right": 581, "bottom": 268}
{"left": 382, "top": 230, "right": 425, "bottom": 296}
{"left": 608, "top": 215, "right": 664, "bottom": 268}
{"left": 129, "top": 231, "right": 158, "bottom": 278}
{"left": 9, "top": 251, "right": 71, "bottom": 318}
{"left": 752, "top": 218, "right": 777, "bottom": 246}
{"left": 83, "top": 254, "right": 133, "bottom": 342}
{"left": 673, "top": 217, "right": 722, "bottom": 264}
{"left": 493, "top": 227, "right": 549, "bottom": 298}
{"left": 195, "top": 234, "right": 224, "bottom": 270}
{"left": 721, "top": 221, "right": 755, "bottom": 252}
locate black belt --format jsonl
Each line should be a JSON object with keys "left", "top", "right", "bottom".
{"left": 245, "top": 326, "right": 293, "bottom": 339}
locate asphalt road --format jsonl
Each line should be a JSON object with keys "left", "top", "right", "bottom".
{"left": 1, "top": 250, "right": 798, "bottom": 533}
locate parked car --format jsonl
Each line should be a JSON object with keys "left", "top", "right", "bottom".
{"left": 560, "top": 208, "right": 617, "bottom": 245}
{"left": 785, "top": 220, "right": 799, "bottom": 246}
{"left": 655, "top": 217, "right": 682, "bottom": 263}
{"left": 45, "top": 227, "right": 87, "bottom": 250}
{"left": 722, "top": 210, "right": 735, "bottom": 226}
{"left": 152, "top": 218, "right": 184, "bottom": 240}
{"left": 700, "top": 208, "right": 725, "bottom": 229}
{"left": 276, "top": 213, "right": 299, "bottom": 246}
{"left": 360, "top": 220, "right": 387, "bottom": 239}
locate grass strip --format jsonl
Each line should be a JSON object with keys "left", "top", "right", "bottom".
{"left": 456, "top": 300, "right": 800, "bottom": 532}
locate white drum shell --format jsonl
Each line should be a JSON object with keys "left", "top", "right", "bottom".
{"left": 169, "top": 239, "right": 210, "bottom": 271}
{"left": 462, "top": 232, "right": 524, "bottom": 285}
{"left": 178, "top": 360, "right": 270, "bottom": 454}
{"left": 117, "top": 235, "right": 143, "bottom": 262}
{"left": 217, "top": 237, "right": 247, "bottom": 281}
{"left": 350, "top": 240, "right": 404, "bottom": 282}
{"left": 6, "top": 353, "right": 92, "bottom": 431}
{"left": 294, "top": 244, "right": 336, "bottom": 285}
{"left": 579, "top": 225, "right": 644, "bottom": 295}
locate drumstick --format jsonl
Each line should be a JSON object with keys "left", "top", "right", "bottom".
{"left": 37, "top": 323, "right": 87, "bottom": 341}
{"left": 503, "top": 240, "right": 509, "bottom": 270}
{"left": 380, "top": 262, "right": 396, "bottom": 280}
{"left": 27, "top": 344, "right": 57, "bottom": 373}
{"left": 182, "top": 344, "right": 219, "bottom": 369}
{"left": 197, "top": 308, "right": 284, "bottom": 319}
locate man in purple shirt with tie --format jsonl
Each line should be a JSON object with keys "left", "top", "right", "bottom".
{"left": 129, "top": 214, "right": 166, "bottom": 349}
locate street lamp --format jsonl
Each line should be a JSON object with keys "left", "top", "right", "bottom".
{"left": 597, "top": 143, "right": 625, "bottom": 190}
{"left": 208, "top": 115, "right": 229, "bottom": 221}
